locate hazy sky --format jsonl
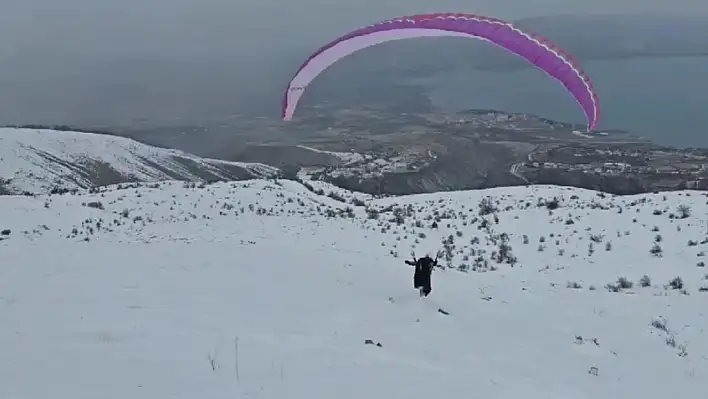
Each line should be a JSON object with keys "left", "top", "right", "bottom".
{"left": 1, "top": 0, "right": 707, "bottom": 128}
{"left": 3, "top": 0, "right": 708, "bottom": 58}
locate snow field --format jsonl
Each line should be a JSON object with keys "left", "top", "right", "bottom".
{"left": 1, "top": 179, "right": 707, "bottom": 398}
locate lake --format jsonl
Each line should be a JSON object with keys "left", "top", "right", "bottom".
{"left": 1, "top": 55, "right": 707, "bottom": 149}
{"left": 419, "top": 56, "right": 708, "bottom": 148}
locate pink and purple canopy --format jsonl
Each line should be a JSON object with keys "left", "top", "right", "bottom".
{"left": 282, "top": 13, "right": 600, "bottom": 130}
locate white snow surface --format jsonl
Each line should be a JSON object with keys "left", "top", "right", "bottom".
{"left": 2, "top": 180, "right": 708, "bottom": 398}
{"left": 0, "top": 128, "right": 278, "bottom": 193}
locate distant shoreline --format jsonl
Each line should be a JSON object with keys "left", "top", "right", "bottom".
{"left": 464, "top": 53, "right": 708, "bottom": 72}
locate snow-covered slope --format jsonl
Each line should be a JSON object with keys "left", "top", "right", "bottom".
{"left": 2, "top": 181, "right": 707, "bottom": 398}
{"left": 0, "top": 127, "right": 279, "bottom": 194}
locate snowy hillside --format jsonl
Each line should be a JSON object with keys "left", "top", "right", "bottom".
{"left": 2, "top": 180, "right": 707, "bottom": 398}
{"left": 0, "top": 127, "right": 279, "bottom": 194}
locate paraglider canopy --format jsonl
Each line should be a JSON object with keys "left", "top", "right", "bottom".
{"left": 282, "top": 13, "right": 600, "bottom": 131}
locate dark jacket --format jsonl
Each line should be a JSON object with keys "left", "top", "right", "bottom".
{"left": 405, "top": 255, "right": 437, "bottom": 296}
